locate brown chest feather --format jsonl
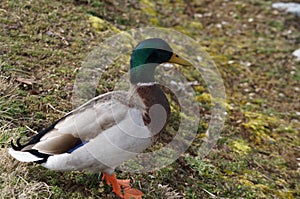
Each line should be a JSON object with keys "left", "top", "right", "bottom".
{"left": 136, "top": 85, "right": 170, "bottom": 134}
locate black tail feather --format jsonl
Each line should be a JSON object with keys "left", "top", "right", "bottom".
{"left": 11, "top": 138, "right": 24, "bottom": 151}
{"left": 11, "top": 140, "right": 18, "bottom": 150}
{"left": 10, "top": 138, "right": 50, "bottom": 164}
{"left": 11, "top": 137, "right": 33, "bottom": 151}
{"left": 17, "top": 137, "right": 23, "bottom": 147}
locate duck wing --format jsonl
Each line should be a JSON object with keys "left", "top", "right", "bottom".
{"left": 10, "top": 91, "right": 133, "bottom": 161}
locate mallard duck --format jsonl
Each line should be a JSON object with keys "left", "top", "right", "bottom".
{"left": 8, "top": 38, "right": 191, "bottom": 199}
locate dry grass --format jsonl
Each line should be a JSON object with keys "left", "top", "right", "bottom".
{"left": 0, "top": 154, "right": 52, "bottom": 198}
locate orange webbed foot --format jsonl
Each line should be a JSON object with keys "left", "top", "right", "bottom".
{"left": 123, "top": 187, "right": 144, "bottom": 199}
{"left": 117, "top": 179, "right": 131, "bottom": 188}
{"left": 102, "top": 172, "right": 144, "bottom": 199}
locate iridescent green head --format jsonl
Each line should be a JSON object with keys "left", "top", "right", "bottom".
{"left": 130, "top": 38, "right": 191, "bottom": 84}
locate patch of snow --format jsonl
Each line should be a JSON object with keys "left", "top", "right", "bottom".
{"left": 272, "top": 2, "right": 300, "bottom": 17}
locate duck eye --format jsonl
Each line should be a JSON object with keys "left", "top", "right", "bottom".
{"left": 175, "top": 55, "right": 179, "bottom": 58}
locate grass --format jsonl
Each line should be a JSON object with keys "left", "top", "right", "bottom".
{"left": 1, "top": 0, "right": 299, "bottom": 198}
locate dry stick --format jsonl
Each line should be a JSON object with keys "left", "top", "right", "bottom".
{"left": 47, "top": 103, "right": 66, "bottom": 114}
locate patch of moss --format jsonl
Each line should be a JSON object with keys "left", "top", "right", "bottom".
{"left": 242, "top": 111, "right": 280, "bottom": 144}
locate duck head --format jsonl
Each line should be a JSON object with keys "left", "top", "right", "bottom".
{"left": 130, "top": 38, "right": 191, "bottom": 84}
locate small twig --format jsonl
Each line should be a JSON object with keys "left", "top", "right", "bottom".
{"left": 138, "top": 181, "right": 142, "bottom": 190}
{"left": 200, "top": 187, "right": 230, "bottom": 199}
{"left": 17, "top": 175, "right": 29, "bottom": 185}
{"left": 201, "top": 187, "right": 217, "bottom": 198}
{"left": 252, "top": 159, "right": 265, "bottom": 170}
{"left": 25, "top": 125, "right": 38, "bottom": 134}
{"left": 47, "top": 103, "right": 66, "bottom": 114}
{"left": 48, "top": 29, "right": 69, "bottom": 46}
{"left": 0, "top": 8, "right": 7, "bottom": 13}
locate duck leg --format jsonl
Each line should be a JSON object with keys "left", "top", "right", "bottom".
{"left": 102, "top": 172, "right": 143, "bottom": 199}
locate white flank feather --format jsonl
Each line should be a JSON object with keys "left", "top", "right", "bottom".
{"left": 8, "top": 148, "right": 43, "bottom": 162}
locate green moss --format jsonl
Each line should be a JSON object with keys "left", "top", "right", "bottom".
{"left": 242, "top": 112, "right": 280, "bottom": 144}
{"left": 89, "top": 15, "right": 120, "bottom": 33}
{"left": 230, "top": 139, "right": 252, "bottom": 155}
